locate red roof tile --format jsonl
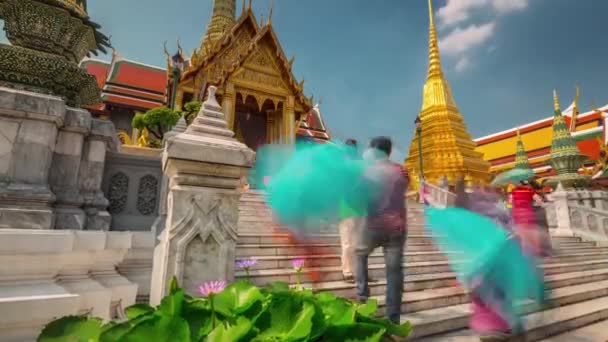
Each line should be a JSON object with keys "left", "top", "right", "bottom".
{"left": 108, "top": 59, "right": 167, "bottom": 94}
{"left": 82, "top": 59, "right": 110, "bottom": 89}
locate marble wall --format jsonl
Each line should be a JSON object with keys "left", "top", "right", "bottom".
{"left": 0, "top": 87, "right": 119, "bottom": 230}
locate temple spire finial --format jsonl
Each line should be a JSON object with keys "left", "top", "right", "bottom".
{"left": 554, "top": 89, "right": 561, "bottom": 111}
{"left": 427, "top": 0, "right": 443, "bottom": 80}
{"left": 267, "top": 0, "right": 273, "bottom": 25}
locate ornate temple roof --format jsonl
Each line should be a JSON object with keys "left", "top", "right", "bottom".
{"left": 297, "top": 104, "right": 331, "bottom": 143}
{"left": 81, "top": 51, "right": 168, "bottom": 112}
{"left": 182, "top": 2, "right": 312, "bottom": 110}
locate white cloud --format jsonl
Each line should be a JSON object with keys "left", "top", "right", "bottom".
{"left": 436, "top": 0, "right": 488, "bottom": 27}
{"left": 491, "top": 0, "right": 528, "bottom": 14}
{"left": 439, "top": 21, "right": 496, "bottom": 56}
{"left": 455, "top": 56, "right": 471, "bottom": 72}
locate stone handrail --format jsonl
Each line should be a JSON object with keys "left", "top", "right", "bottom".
{"left": 422, "top": 180, "right": 456, "bottom": 208}
{"left": 0, "top": 229, "right": 154, "bottom": 341}
{"left": 549, "top": 184, "right": 608, "bottom": 245}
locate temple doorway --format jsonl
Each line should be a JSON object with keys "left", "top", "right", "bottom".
{"left": 234, "top": 94, "right": 269, "bottom": 151}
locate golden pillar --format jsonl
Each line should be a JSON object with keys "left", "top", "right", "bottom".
{"left": 174, "top": 89, "right": 184, "bottom": 111}
{"left": 223, "top": 82, "right": 236, "bottom": 130}
{"left": 283, "top": 96, "right": 295, "bottom": 144}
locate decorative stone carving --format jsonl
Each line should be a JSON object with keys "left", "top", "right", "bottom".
{"left": 107, "top": 172, "right": 129, "bottom": 214}
{"left": 150, "top": 86, "right": 254, "bottom": 304}
{"left": 587, "top": 214, "right": 599, "bottom": 232}
{"left": 571, "top": 210, "right": 582, "bottom": 228}
{"left": 602, "top": 218, "right": 608, "bottom": 235}
{"left": 136, "top": 175, "right": 158, "bottom": 216}
{"left": 0, "top": 0, "right": 110, "bottom": 107}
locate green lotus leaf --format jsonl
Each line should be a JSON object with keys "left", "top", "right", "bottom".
{"left": 120, "top": 314, "right": 190, "bottom": 342}
{"left": 356, "top": 315, "right": 412, "bottom": 338}
{"left": 251, "top": 293, "right": 315, "bottom": 342}
{"left": 38, "top": 315, "right": 103, "bottom": 342}
{"left": 182, "top": 307, "right": 213, "bottom": 341}
{"left": 213, "top": 280, "right": 264, "bottom": 316}
{"left": 320, "top": 297, "right": 356, "bottom": 325}
{"left": 158, "top": 288, "right": 185, "bottom": 316}
{"left": 206, "top": 317, "right": 253, "bottom": 342}
{"left": 356, "top": 299, "right": 378, "bottom": 317}
{"left": 124, "top": 304, "right": 154, "bottom": 320}
{"left": 99, "top": 314, "right": 155, "bottom": 342}
{"left": 321, "top": 323, "right": 386, "bottom": 342}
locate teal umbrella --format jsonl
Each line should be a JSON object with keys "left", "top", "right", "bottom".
{"left": 491, "top": 168, "right": 535, "bottom": 187}
{"left": 258, "top": 142, "right": 373, "bottom": 233}
{"left": 425, "top": 207, "right": 545, "bottom": 310}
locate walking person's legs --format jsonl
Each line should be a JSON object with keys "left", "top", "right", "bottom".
{"left": 355, "top": 229, "right": 379, "bottom": 302}
{"left": 384, "top": 230, "right": 405, "bottom": 324}
{"left": 339, "top": 217, "right": 355, "bottom": 282}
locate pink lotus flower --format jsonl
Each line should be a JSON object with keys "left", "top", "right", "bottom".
{"left": 292, "top": 258, "right": 305, "bottom": 271}
{"left": 198, "top": 280, "right": 227, "bottom": 297}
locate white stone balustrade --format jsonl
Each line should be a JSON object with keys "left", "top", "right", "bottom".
{"left": 0, "top": 229, "right": 154, "bottom": 342}
{"left": 422, "top": 181, "right": 456, "bottom": 208}
{"left": 548, "top": 184, "right": 608, "bottom": 245}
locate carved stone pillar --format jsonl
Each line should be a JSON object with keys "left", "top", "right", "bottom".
{"left": 0, "top": 88, "right": 65, "bottom": 229}
{"left": 550, "top": 183, "right": 574, "bottom": 237}
{"left": 49, "top": 108, "right": 92, "bottom": 229}
{"left": 152, "top": 117, "right": 188, "bottom": 242}
{"left": 150, "top": 86, "right": 254, "bottom": 304}
{"left": 283, "top": 96, "right": 295, "bottom": 144}
{"left": 78, "top": 119, "right": 120, "bottom": 231}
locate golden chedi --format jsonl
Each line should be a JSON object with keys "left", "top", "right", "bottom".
{"left": 404, "top": 0, "right": 490, "bottom": 187}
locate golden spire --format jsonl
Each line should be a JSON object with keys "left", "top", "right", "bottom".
{"left": 427, "top": 0, "right": 443, "bottom": 80}
{"left": 554, "top": 89, "right": 561, "bottom": 111}
{"left": 200, "top": 0, "right": 237, "bottom": 53}
{"left": 420, "top": 0, "right": 456, "bottom": 111}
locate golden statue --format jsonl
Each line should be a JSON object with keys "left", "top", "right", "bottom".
{"left": 117, "top": 130, "right": 133, "bottom": 145}
{"left": 404, "top": 0, "right": 490, "bottom": 188}
{"left": 170, "top": 0, "right": 313, "bottom": 149}
{"left": 137, "top": 128, "right": 150, "bottom": 147}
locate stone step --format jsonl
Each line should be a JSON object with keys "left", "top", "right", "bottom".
{"left": 539, "top": 319, "right": 608, "bottom": 341}
{"left": 238, "top": 260, "right": 457, "bottom": 285}
{"left": 237, "top": 233, "right": 437, "bottom": 245}
{"left": 236, "top": 259, "right": 608, "bottom": 286}
{"left": 235, "top": 240, "right": 601, "bottom": 258}
{"left": 405, "top": 280, "right": 608, "bottom": 340}
{"left": 386, "top": 277, "right": 608, "bottom": 316}
{"left": 300, "top": 268, "right": 608, "bottom": 302}
{"left": 235, "top": 242, "right": 442, "bottom": 257}
{"left": 238, "top": 251, "right": 455, "bottom": 271}
{"left": 236, "top": 249, "right": 608, "bottom": 271}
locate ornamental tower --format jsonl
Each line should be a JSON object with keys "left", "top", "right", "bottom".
{"left": 200, "top": 0, "right": 237, "bottom": 53}
{"left": 514, "top": 128, "right": 532, "bottom": 170}
{"left": 404, "top": 0, "right": 490, "bottom": 186}
{"left": 546, "top": 90, "right": 590, "bottom": 188}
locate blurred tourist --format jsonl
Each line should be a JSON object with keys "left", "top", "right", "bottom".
{"left": 355, "top": 137, "right": 408, "bottom": 324}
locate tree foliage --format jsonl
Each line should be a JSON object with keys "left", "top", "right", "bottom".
{"left": 183, "top": 101, "right": 202, "bottom": 124}
{"left": 132, "top": 107, "right": 180, "bottom": 141}
{"left": 38, "top": 279, "right": 412, "bottom": 342}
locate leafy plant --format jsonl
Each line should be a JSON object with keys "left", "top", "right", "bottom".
{"left": 132, "top": 107, "right": 180, "bottom": 141}
{"left": 38, "top": 278, "right": 412, "bottom": 342}
{"left": 183, "top": 101, "right": 202, "bottom": 124}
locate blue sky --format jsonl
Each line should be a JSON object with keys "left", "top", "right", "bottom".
{"left": 6, "top": 0, "right": 608, "bottom": 162}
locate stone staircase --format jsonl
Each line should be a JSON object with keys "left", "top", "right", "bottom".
{"left": 236, "top": 190, "right": 608, "bottom": 341}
